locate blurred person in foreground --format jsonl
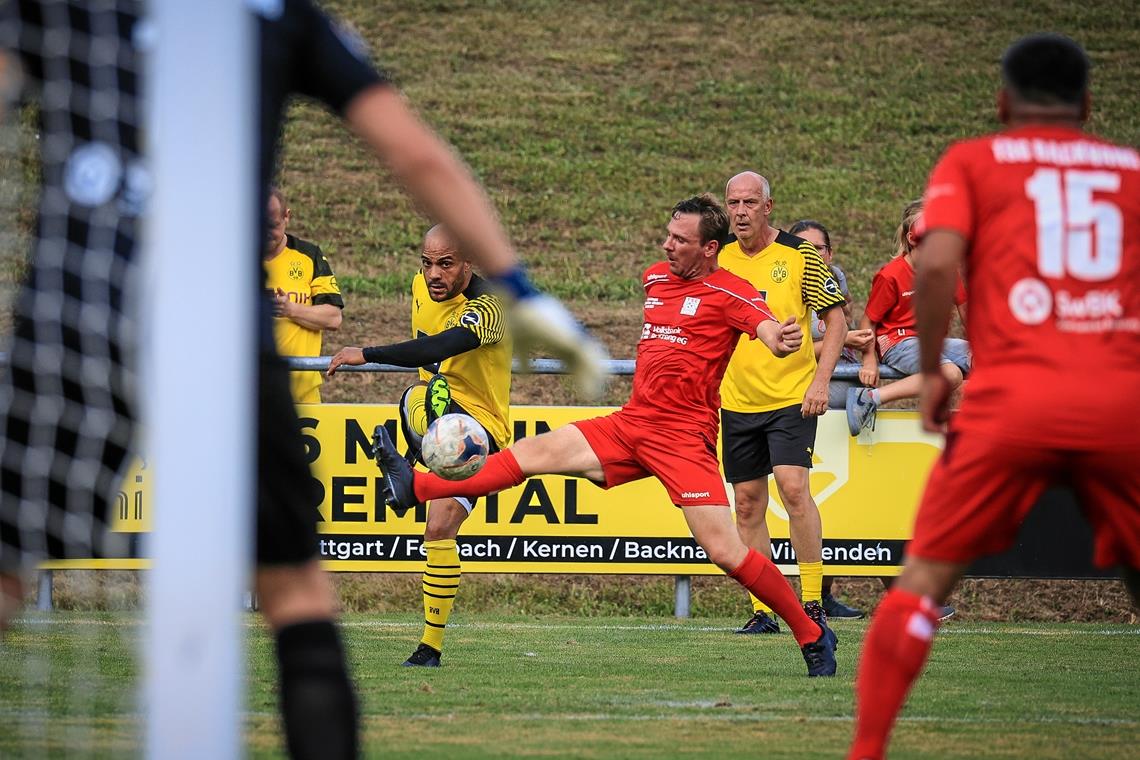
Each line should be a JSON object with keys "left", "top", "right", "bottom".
{"left": 848, "top": 33, "right": 1140, "bottom": 760}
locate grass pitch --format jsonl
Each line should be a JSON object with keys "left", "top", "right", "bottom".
{"left": 2, "top": 612, "right": 1138, "bottom": 758}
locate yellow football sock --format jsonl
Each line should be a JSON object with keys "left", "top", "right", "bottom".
{"left": 799, "top": 561, "right": 823, "bottom": 604}
{"left": 749, "top": 594, "right": 774, "bottom": 614}
{"left": 420, "top": 539, "right": 461, "bottom": 652}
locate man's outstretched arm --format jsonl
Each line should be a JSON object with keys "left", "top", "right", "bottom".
{"left": 327, "top": 328, "right": 480, "bottom": 376}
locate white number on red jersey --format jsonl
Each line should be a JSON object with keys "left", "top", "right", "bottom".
{"left": 1025, "top": 168, "right": 1123, "bottom": 281}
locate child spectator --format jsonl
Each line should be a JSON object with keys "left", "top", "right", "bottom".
{"left": 846, "top": 200, "right": 969, "bottom": 435}
{"left": 788, "top": 220, "right": 873, "bottom": 410}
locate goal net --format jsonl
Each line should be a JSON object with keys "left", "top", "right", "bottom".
{"left": 0, "top": 1, "right": 253, "bottom": 757}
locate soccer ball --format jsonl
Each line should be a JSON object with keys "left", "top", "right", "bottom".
{"left": 421, "top": 413, "right": 490, "bottom": 481}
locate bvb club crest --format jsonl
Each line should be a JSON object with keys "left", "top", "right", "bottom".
{"left": 770, "top": 260, "right": 789, "bottom": 283}
{"left": 288, "top": 261, "right": 305, "bottom": 280}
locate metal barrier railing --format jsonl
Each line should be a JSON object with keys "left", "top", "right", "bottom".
{"left": 287, "top": 356, "right": 904, "bottom": 380}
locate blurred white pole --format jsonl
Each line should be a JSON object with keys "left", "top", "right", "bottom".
{"left": 143, "top": 1, "right": 255, "bottom": 757}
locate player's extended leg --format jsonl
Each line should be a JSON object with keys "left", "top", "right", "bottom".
{"left": 850, "top": 432, "right": 1053, "bottom": 760}
{"left": 772, "top": 465, "right": 825, "bottom": 618}
{"left": 406, "top": 498, "right": 471, "bottom": 667}
{"left": 257, "top": 561, "right": 356, "bottom": 760}
{"left": 848, "top": 557, "right": 964, "bottom": 760}
{"left": 681, "top": 505, "right": 836, "bottom": 677}
{"left": 730, "top": 478, "right": 780, "bottom": 634}
{"left": 374, "top": 423, "right": 606, "bottom": 509}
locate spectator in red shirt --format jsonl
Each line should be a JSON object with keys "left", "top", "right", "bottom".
{"left": 846, "top": 200, "right": 969, "bottom": 435}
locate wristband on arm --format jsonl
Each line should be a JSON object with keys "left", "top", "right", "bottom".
{"left": 489, "top": 265, "right": 540, "bottom": 301}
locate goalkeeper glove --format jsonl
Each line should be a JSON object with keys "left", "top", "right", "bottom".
{"left": 493, "top": 267, "right": 609, "bottom": 400}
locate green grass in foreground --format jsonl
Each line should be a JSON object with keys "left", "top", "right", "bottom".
{"left": 2, "top": 613, "right": 1138, "bottom": 758}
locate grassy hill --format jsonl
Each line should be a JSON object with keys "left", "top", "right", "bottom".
{"left": 273, "top": 0, "right": 1139, "bottom": 403}
{"left": 279, "top": 0, "right": 1139, "bottom": 307}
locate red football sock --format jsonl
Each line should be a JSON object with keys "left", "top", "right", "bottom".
{"left": 729, "top": 548, "right": 821, "bottom": 646}
{"left": 848, "top": 588, "right": 941, "bottom": 760}
{"left": 413, "top": 450, "right": 525, "bottom": 503}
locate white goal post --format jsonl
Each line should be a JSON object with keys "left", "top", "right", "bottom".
{"left": 143, "top": 1, "right": 256, "bottom": 757}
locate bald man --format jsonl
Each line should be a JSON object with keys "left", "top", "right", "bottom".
{"left": 329, "top": 225, "right": 511, "bottom": 667}
{"left": 718, "top": 171, "right": 849, "bottom": 634}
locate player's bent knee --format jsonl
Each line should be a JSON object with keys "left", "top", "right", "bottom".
{"left": 424, "top": 498, "right": 470, "bottom": 541}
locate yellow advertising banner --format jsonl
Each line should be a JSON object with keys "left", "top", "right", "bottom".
{"left": 302, "top": 405, "right": 943, "bottom": 576}
{"left": 49, "top": 405, "right": 944, "bottom": 575}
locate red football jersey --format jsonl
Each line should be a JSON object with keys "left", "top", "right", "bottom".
{"left": 923, "top": 125, "right": 1140, "bottom": 447}
{"left": 624, "top": 262, "right": 776, "bottom": 440}
{"left": 865, "top": 254, "right": 966, "bottom": 357}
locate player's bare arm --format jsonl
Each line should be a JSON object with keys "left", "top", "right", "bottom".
{"left": 757, "top": 316, "right": 803, "bottom": 358}
{"left": 914, "top": 229, "right": 968, "bottom": 433}
{"left": 857, "top": 311, "right": 879, "bottom": 386}
{"left": 345, "top": 86, "right": 518, "bottom": 276}
{"left": 803, "top": 306, "right": 846, "bottom": 417}
{"left": 274, "top": 291, "right": 343, "bottom": 331}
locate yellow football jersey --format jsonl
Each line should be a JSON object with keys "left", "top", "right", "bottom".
{"left": 411, "top": 272, "right": 512, "bottom": 449}
{"left": 264, "top": 234, "right": 343, "bottom": 403}
{"left": 719, "top": 230, "right": 845, "bottom": 412}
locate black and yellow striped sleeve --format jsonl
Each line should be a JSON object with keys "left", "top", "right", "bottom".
{"left": 292, "top": 237, "right": 344, "bottom": 308}
{"left": 456, "top": 294, "right": 507, "bottom": 345}
{"left": 799, "top": 242, "right": 845, "bottom": 312}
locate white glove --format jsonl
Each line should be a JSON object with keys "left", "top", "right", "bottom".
{"left": 510, "top": 294, "right": 609, "bottom": 400}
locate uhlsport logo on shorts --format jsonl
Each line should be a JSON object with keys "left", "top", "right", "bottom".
{"left": 680, "top": 491, "right": 710, "bottom": 499}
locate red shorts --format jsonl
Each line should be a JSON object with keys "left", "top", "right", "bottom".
{"left": 909, "top": 431, "right": 1140, "bottom": 570}
{"left": 572, "top": 410, "right": 728, "bottom": 507}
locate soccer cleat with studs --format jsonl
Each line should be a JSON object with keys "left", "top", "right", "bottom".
{"left": 803, "top": 600, "right": 838, "bottom": 651}
{"left": 371, "top": 424, "right": 418, "bottom": 509}
{"left": 735, "top": 609, "right": 781, "bottom": 634}
{"left": 801, "top": 618, "right": 838, "bottom": 677}
{"left": 823, "top": 592, "right": 866, "bottom": 620}
{"left": 402, "top": 642, "right": 441, "bottom": 668}
{"left": 425, "top": 373, "right": 452, "bottom": 426}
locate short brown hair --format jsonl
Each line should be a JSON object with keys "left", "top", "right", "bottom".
{"left": 671, "top": 193, "right": 730, "bottom": 249}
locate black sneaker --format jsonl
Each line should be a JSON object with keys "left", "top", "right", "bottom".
{"left": 402, "top": 642, "right": 441, "bottom": 668}
{"left": 938, "top": 605, "right": 956, "bottom": 622}
{"left": 735, "top": 610, "right": 780, "bottom": 634}
{"left": 803, "top": 600, "right": 838, "bottom": 650}
{"left": 822, "top": 592, "right": 865, "bottom": 620}
{"left": 372, "top": 424, "right": 417, "bottom": 508}
{"left": 801, "top": 619, "right": 838, "bottom": 677}
{"left": 425, "top": 373, "right": 451, "bottom": 426}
